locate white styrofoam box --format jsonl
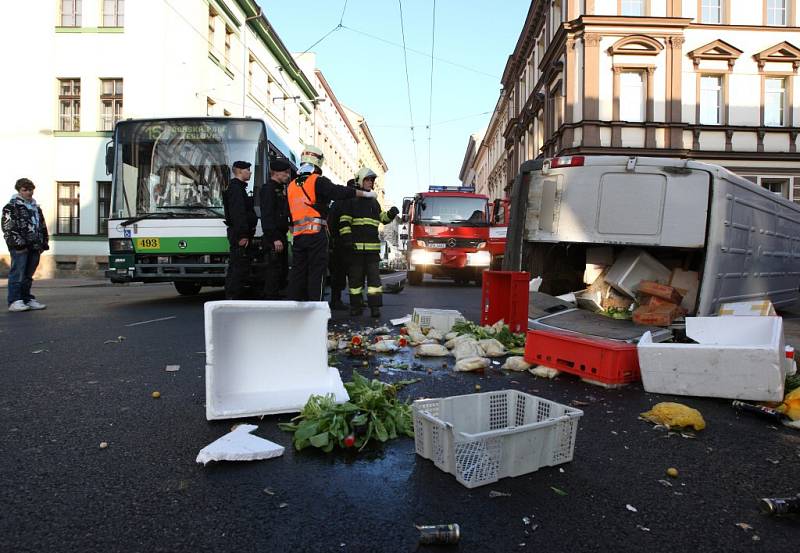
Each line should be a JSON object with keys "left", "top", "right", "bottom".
{"left": 412, "top": 308, "right": 465, "bottom": 333}
{"left": 637, "top": 316, "right": 786, "bottom": 401}
{"left": 584, "top": 263, "right": 605, "bottom": 285}
{"left": 204, "top": 301, "right": 348, "bottom": 420}
{"left": 669, "top": 268, "right": 699, "bottom": 313}
{"left": 605, "top": 248, "right": 671, "bottom": 298}
{"left": 413, "top": 391, "right": 583, "bottom": 488}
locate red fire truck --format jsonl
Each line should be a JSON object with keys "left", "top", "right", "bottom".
{"left": 401, "top": 186, "right": 494, "bottom": 285}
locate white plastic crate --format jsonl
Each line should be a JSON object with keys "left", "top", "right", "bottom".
{"left": 412, "top": 308, "right": 465, "bottom": 333}
{"left": 413, "top": 391, "right": 583, "bottom": 488}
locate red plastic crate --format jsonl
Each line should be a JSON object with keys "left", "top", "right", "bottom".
{"left": 523, "top": 330, "right": 641, "bottom": 385}
{"left": 480, "top": 271, "right": 530, "bottom": 333}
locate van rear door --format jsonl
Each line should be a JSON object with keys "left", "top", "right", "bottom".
{"left": 527, "top": 161, "right": 711, "bottom": 248}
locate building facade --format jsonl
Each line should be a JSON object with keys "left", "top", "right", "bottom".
{"left": 1, "top": 0, "right": 384, "bottom": 277}
{"left": 470, "top": 0, "right": 800, "bottom": 203}
{"left": 344, "top": 106, "right": 390, "bottom": 208}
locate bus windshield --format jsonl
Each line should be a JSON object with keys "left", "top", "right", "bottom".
{"left": 415, "top": 196, "right": 489, "bottom": 226}
{"left": 110, "top": 119, "right": 267, "bottom": 219}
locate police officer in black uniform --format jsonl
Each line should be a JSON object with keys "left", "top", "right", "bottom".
{"left": 260, "top": 158, "right": 293, "bottom": 299}
{"left": 222, "top": 160, "right": 257, "bottom": 300}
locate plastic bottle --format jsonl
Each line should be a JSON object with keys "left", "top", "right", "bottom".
{"left": 785, "top": 346, "right": 797, "bottom": 376}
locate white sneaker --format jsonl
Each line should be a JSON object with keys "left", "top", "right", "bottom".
{"left": 8, "top": 300, "right": 30, "bottom": 312}
{"left": 26, "top": 299, "right": 46, "bottom": 310}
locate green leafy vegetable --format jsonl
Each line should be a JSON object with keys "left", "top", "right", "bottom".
{"left": 451, "top": 320, "right": 527, "bottom": 349}
{"left": 278, "top": 372, "right": 420, "bottom": 452}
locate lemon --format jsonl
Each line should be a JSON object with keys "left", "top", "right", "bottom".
{"left": 151, "top": 391, "right": 161, "bottom": 399}
{"left": 666, "top": 467, "right": 679, "bottom": 478}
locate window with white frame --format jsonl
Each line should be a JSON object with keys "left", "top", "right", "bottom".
{"left": 102, "top": 0, "right": 124, "bottom": 27}
{"left": 701, "top": 0, "right": 722, "bottom": 23}
{"left": 61, "top": 0, "right": 81, "bottom": 27}
{"left": 97, "top": 181, "right": 112, "bottom": 235}
{"left": 620, "top": 71, "right": 645, "bottom": 122}
{"left": 761, "top": 177, "right": 790, "bottom": 199}
{"left": 765, "top": 77, "right": 786, "bottom": 126}
{"left": 621, "top": 0, "right": 645, "bottom": 16}
{"left": 58, "top": 78, "right": 81, "bottom": 131}
{"left": 57, "top": 182, "right": 80, "bottom": 235}
{"left": 100, "top": 79, "right": 122, "bottom": 131}
{"left": 700, "top": 75, "right": 722, "bottom": 124}
{"left": 767, "top": 0, "right": 787, "bottom": 26}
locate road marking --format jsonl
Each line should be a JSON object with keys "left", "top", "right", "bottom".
{"left": 126, "top": 316, "right": 177, "bottom": 327}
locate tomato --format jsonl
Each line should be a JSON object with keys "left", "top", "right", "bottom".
{"left": 343, "top": 434, "right": 356, "bottom": 448}
{"left": 399, "top": 328, "right": 408, "bottom": 335}
{"left": 351, "top": 335, "right": 363, "bottom": 346}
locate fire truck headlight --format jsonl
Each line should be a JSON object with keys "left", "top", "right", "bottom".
{"left": 467, "top": 250, "right": 491, "bottom": 266}
{"left": 410, "top": 249, "right": 439, "bottom": 265}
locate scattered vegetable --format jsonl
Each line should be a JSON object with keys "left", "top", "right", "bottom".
{"left": 451, "top": 320, "right": 526, "bottom": 349}
{"left": 666, "top": 467, "right": 679, "bottom": 478}
{"left": 151, "top": 391, "right": 161, "bottom": 399}
{"left": 279, "top": 372, "right": 420, "bottom": 452}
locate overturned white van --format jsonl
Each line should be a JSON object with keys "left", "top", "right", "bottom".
{"left": 504, "top": 156, "right": 800, "bottom": 317}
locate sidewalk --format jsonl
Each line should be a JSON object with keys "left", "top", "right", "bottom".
{"left": 0, "top": 277, "right": 123, "bottom": 289}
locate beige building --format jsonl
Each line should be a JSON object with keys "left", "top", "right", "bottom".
{"left": 1, "top": 0, "right": 386, "bottom": 276}
{"left": 470, "top": 0, "right": 800, "bottom": 202}
{"left": 344, "top": 106, "right": 390, "bottom": 207}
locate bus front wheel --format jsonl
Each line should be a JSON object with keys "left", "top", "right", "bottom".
{"left": 174, "top": 282, "right": 202, "bottom": 296}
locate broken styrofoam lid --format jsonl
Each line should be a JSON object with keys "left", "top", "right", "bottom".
{"left": 196, "top": 424, "right": 285, "bottom": 465}
{"left": 529, "top": 276, "right": 543, "bottom": 292}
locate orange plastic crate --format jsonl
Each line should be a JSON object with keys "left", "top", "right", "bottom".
{"left": 524, "top": 330, "right": 641, "bottom": 385}
{"left": 480, "top": 271, "right": 530, "bottom": 333}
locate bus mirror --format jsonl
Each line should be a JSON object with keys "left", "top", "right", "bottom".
{"left": 105, "top": 142, "right": 115, "bottom": 175}
{"left": 402, "top": 197, "right": 412, "bottom": 215}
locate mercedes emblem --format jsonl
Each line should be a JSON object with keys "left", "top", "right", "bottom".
{"left": 178, "top": 240, "right": 188, "bottom": 249}
{"left": 447, "top": 238, "right": 457, "bottom": 248}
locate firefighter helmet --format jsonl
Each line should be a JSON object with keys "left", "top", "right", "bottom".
{"left": 355, "top": 167, "right": 378, "bottom": 186}
{"left": 300, "top": 145, "right": 324, "bottom": 168}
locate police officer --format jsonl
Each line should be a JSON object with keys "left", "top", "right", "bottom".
{"left": 339, "top": 167, "right": 398, "bottom": 318}
{"left": 287, "top": 146, "right": 378, "bottom": 302}
{"left": 261, "top": 158, "right": 293, "bottom": 299}
{"left": 327, "top": 178, "right": 356, "bottom": 310}
{"left": 222, "top": 160, "right": 257, "bottom": 300}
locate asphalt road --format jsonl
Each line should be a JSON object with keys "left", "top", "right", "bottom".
{"left": 1, "top": 276, "right": 797, "bottom": 552}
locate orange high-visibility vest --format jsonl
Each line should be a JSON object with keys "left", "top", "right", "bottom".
{"left": 288, "top": 173, "right": 327, "bottom": 236}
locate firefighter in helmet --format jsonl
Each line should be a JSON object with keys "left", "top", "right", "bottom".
{"left": 339, "top": 167, "right": 399, "bottom": 318}
{"left": 286, "top": 146, "right": 377, "bottom": 302}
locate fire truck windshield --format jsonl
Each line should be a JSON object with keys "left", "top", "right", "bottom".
{"left": 415, "top": 196, "right": 489, "bottom": 226}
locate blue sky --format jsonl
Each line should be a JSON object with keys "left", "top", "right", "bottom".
{"left": 260, "top": 0, "right": 530, "bottom": 206}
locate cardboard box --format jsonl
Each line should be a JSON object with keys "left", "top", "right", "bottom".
{"left": 633, "top": 302, "right": 682, "bottom": 327}
{"left": 638, "top": 281, "right": 684, "bottom": 304}
{"left": 718, "top": 300, "right": 776, "bottom": 317}
{"left": 637, "top": 316, "right": 786, "bottom": 401}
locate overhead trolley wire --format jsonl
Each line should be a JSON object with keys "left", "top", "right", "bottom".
{"left": 397, "top": 0, "right": 420, "bottom": 190}
{"left": 426, "top": 0, "right": 436, "bottom": 187}
{"left": 340, "top": 25, "right": 499, "bottom": 80}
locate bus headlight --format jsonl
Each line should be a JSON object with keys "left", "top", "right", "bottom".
{"left": 467, "top": 250, "right": 491, "bottom": 266}
{"left": 410, "top": 249, "right": 439, "bottom": 265}
{"left": 109, "top": 238, "right": 134, "bottom": 253}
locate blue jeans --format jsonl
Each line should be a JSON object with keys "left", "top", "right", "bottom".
{"left": 8, "top": 248, "right": 40, "bottom": 305}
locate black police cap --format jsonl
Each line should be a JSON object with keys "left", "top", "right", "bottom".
{"left": 232, "top": 160, "right": 252, "bottom": 170}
